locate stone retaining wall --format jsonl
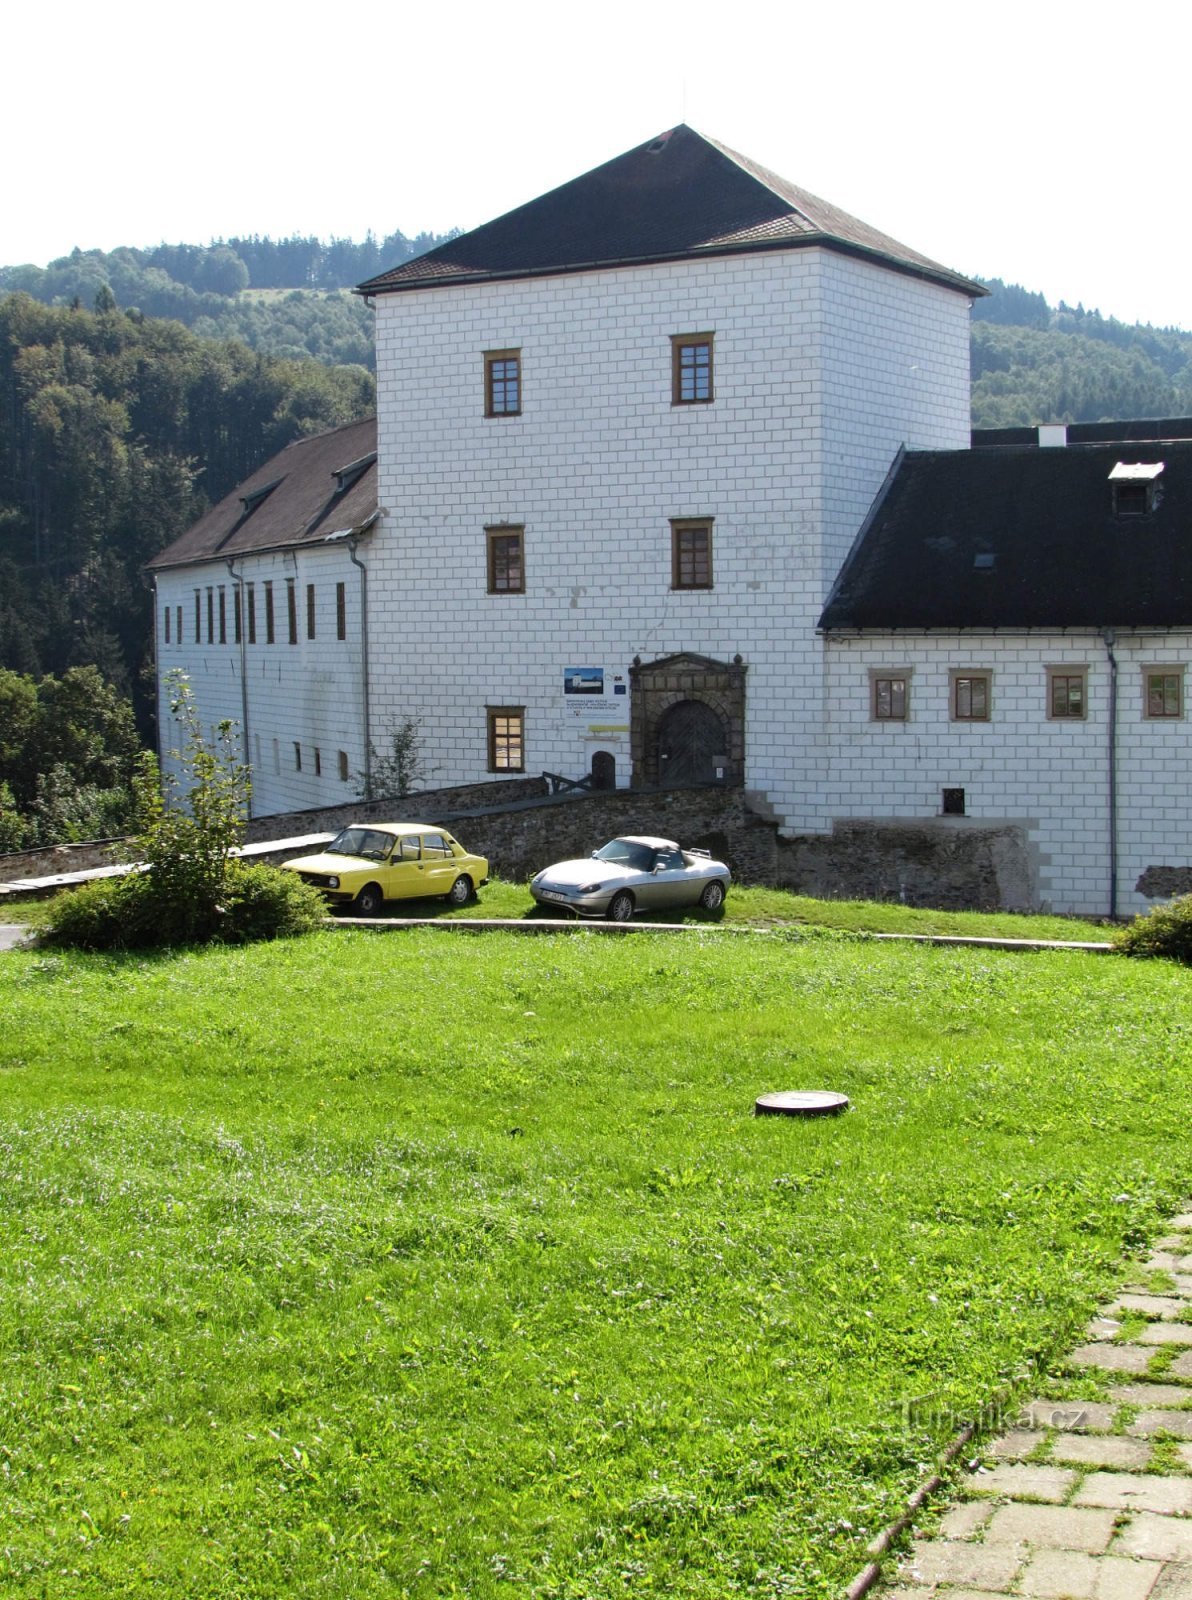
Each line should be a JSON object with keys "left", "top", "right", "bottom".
{"left": 4, "top": 781, "right": 1039, "bottom": 912}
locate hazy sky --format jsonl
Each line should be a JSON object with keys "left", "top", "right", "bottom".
{"left": 6, "top": 0, "right": 1189, "bottom": 327}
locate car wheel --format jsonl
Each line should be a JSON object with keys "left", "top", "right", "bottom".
{"left": 606, "top": 890, "right": 635, "bottom": 923}
{"left": 446, "top": 874, "right": 473, "bottom": 906}
{"left": 699, "top": 880, "right": 726, "bottom": 912}
{"left": 353, "top": 883, "right": 384, "bottom": 916}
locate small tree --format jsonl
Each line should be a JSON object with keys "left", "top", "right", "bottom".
{"left": 133, "top": 671, "right": 251, "bottom": 935}
{"left": 362, "top": 715, "right": 435, "bottom": 801}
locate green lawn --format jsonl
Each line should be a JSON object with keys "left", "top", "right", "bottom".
{"left": 335, "top": 878, "right": 1114, "bottom": 943}
{"left": 1, "top": 930, "right": 1187, "bottom": 1597}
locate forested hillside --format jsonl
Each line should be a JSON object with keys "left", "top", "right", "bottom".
{"left": 0, "top": 233, "right": 456, "bottom": 368}
{"left": 971, "top": 280, "right": 1192, "bottom": 425}
{"left": 0, "top": 294, "right": 375, "bottom": 731}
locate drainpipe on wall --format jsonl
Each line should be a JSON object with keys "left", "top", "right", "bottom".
{"left": 1101, "top": 628, "right": 1118, "bottom": 919}
{"left": 227, "top": 557, "right": 253, "bottom": 820}
{"left": 148, "top": 574, "right": 161, "bottom": 769}
{"left": 349, "top": 537, "right": 371, "bottom": 801}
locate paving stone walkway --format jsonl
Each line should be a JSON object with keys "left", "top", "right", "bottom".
{"left": 883, "top": 1207, "right": 1192, "bottom": 1600}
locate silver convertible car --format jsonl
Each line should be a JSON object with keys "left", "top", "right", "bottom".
{"left": 529, "top": 835, "right": 731, "bottom": 921}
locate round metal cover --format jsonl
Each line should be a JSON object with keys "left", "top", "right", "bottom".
{"left": 754, "top": 1090, "right": 849, "bottom": 1118}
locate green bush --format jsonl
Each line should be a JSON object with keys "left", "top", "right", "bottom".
{"left": 1114, "top": 894, "right": 1192, "bottom": 965}
{"left": 40, "top": 863, "right": 326, "bottom": 951}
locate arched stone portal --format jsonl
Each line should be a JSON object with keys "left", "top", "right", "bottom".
{"left": 629, "top": 652, "right": 747, "bottom": 788}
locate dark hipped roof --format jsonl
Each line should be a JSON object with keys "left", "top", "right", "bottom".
{"left": 820, "top": 441, "right": 1192, "bottom": 631}
{"left": 146, "top": 418, "right": 378, "bottom": 572}
{"left": 358, "top": 125, "right": 982, "bottom": 299}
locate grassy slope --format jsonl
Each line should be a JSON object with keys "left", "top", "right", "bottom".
{"left": 1, "top": 930, "right": 1188, "bottom": 1597}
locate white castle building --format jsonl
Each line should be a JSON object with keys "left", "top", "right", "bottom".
{"left": 148, "top": 126, "right": 1192, "bottom": 917}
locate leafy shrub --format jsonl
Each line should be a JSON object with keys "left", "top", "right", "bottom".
{"left": 39, "top": 672, "right": 324, "bottom": 951}
{"left": 1114, "top": 894, "right": 1192, "bottom": 965}
{"left": 217, "top": 862, "right": 327, "bottom": 943}
{"left": 41, "top": 863, "right": 326, "bottom": 951}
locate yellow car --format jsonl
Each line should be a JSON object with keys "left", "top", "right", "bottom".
{"left": 281, "top": 823, "right": 488, "bottom": 915}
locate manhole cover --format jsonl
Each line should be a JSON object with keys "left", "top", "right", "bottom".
{"left": 754, "top": 1090, "right": 849, "bottom": 1118}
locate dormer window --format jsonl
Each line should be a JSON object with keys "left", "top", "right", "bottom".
{"left": 1110, "top": 461, "right": 1163, "bottom": 517}
{"left": 333, "top": 452, "right": 376, "bottom": 495}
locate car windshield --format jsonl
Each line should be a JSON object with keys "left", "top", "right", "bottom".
{"left": 593, "top": 839, "right": 656, "bottom": 872}
{"left": 328, "top": 827, "right": 396, "bottom": 861}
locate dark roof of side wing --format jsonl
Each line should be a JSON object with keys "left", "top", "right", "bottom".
{"left": 358, "top": 125, "right": 983, "bottom": 299}
{"left": 820, "top": 441, "right": 1192, "bottom": 630}
{"left": 146, "top": 418, "right": 378, "bottom": 571}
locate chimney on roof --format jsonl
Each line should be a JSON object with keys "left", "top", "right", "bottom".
{"left": 1038, "top": 423, "right": 1068, "bottom": 448}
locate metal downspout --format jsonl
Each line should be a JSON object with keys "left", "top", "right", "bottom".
{"left": 349, "top": 538, "right": 371, "bottom": 801}
{"left": 149, "top": 574, "right": 161, "bottom": 769}
{"left": 1101, "top": 628, "right": 1118, "bottom": 919}
{"left": 227, "top": 557, "right": 253, "bottom": 819}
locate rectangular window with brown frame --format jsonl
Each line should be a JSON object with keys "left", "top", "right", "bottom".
{"left": 234, "top": 587, "right": 242, "bottom": 644}
{"left": 951, "top": 670, "right": 991, "bottom": 721}
{"left": 486, "top": 526, "right": 525, "bottom": 593}
{"left": 484, "top": 349, "right": 521, "bottom": 417}
{"left": 871, "top": 672, "right": 909, "bottom": 721}
{"left": 487, "top": 707, "right": 525, "bottom": 772}
{"left": 314, "top": 747, "right": 322, "bottom": 777}
{"left": 206, "top": 587, "right": 214, "bottom": 644}
{"left": 306, "top": 583, "right": 316, "bottom": 640}
{"left": 247, "top": 584, "right": 256, "bottom": 645}
{"left": 671, "top": 333, "right": 714, "bottom": 404}
{"left": 293, "top": 741, "right": 302, "bottom": 772}
{"left": 1144, "top": 668, "right": 1183, "bottom": 719}
{"left": 264, "top": 581, "right": 275, "bottom": 645}
{"left": 176, "top": 605, "right": 182, "bottom": 645}
{"left": 336, "top": 581, "right": 346, "bottom": 641}
{"left": 286, "top": 578, "right": 297, "bottom": 645}
{"left": 194, "top": 590, "right": 201, "bottom": 643}
{"left": 337, "top": 749, "right": 349, "bottom": 782}
{"left": 164, "top": 606, "right": 171, "bottom": 645}
{"left": 1047, "top": 668, "right": 1086, "bottom": 720}
{"left": 671, "top": 518, "right": 713, "bottom": 590}
{"left": 218, "top": 586, "right": 227, "bottom": 645}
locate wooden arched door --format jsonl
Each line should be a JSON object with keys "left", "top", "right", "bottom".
{"left": 655, "top": 699, "right": 727, "bottom": 786}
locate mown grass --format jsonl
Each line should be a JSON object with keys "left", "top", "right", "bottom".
{"left": 338, "top": 878, "right": 1113, "bottom": 942}
{"left": 1, "top": 929, "right": 1188, "bottom": 1597}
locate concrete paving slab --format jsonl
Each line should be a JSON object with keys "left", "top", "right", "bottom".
{"left": 1068, "top": 1344, "right": 1156, "bottom": 1374}
{"left": 985, "top": 1502, "right": 1118, "bottom": 1553}
{"left": 1018, "top": 1549, "right": 1163, "bottom": 1600}
{"left": 1022, "top": 1400, "right": 1120, "bottom": 1432}
{"left": 1049, "top": 1434, "right": 1153, "bottom": 1470}
{"left": 937, "top": 1501, "right": 996, "bottom": 1539}
{"left": 1128, "top": 1410, "right": 1192, "bottom": 1440}
{"left": 1148, "top": 1565, "right": 1192, "bottom": 1600}
{"left": 965, "top": 1464, "right": 1077, "bottom": 1502}
{"left": 1110, "top": 1296, "right": 1191, "bottom": 1320}
{"left": 1138, "top": 1324, "right": 1192, "bottom": 1346}
{"left": 899, "top": 1540, "right": 1023, "bottom": 1590}
{"left": 1114, "top": 1514, "right": 1192, "bottom": 1562}
{"left": 1110, "top": 1385, "right": 1192, "bottom": 1409}
{"left": 0, "top": 924, "right": 30, "bottom": 951}
{"left": 1073, "top": 1472, "right": 1192, "bottom": 1515}
{"left": 985, "top": 1430, "right": 1047, "bottom": 1461}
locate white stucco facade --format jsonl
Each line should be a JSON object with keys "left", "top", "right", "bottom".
{"left": 822, "top": 630, "right": 1192, "bottom": 916}
{"left": 153, "top": 543, "right": 367, "bottom": 817}
{"left": 370, "top": 247, "right": 972, "bottom": 820}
